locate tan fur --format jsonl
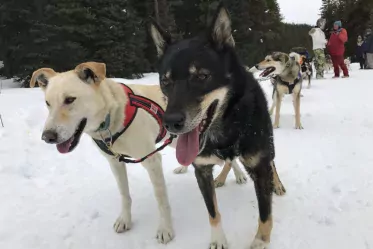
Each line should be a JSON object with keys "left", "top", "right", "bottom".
{"left": 214, "top": 161, "right": 232, "bottom": 187}
{"left": 209, "top": 192, "right": 221, "bottom": 227}
{"left": 30, "top": 68, "right": 57, "bottom": 88}
{"left": 75, "top": 62, "right": 106, "bottom": 83}
{"left": 240, "top": 151, "right": 264, "bottom": 168}
{"left": 270, "top": 161, "right": 286, "bottom": 196}
{"left": 194, "top": 155, "right": 225, "bottom": 166}
{"left": 255, "top": 216, "right": 273, "bottom": 243}
{"left": 31, "top": 62, "right": 177, "bottom": 244}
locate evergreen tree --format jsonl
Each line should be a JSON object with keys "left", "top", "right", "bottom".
{"left": 87, "top": 0, "right": 149, "bottom": 78}
{"left": 0, "top": 0, "right": 40, "bottom": 84}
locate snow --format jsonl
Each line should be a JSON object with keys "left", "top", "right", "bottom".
{"left": 1, "top": 63, "right": 373, "bottom": 249}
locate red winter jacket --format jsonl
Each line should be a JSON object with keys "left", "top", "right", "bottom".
{"left": 327, "top": 28, "right": 348, "bottom": 55}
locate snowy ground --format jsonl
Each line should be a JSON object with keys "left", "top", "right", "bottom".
{"left": 1, "top": 64, "right": 373, "bottom": 249}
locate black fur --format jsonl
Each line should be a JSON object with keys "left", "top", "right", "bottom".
{"left": 150, "top": 3, "right": 275, "bottom": 243}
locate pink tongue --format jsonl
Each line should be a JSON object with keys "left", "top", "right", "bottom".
{"left": 176, "top": 127, "right": 200, "bottom": 166}
{"left": 56, "top": 137, "right": 74, "bottom": 154}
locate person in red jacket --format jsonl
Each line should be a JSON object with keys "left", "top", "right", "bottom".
{"left": 327, "top": 20, "right": 349, "bottom": 78}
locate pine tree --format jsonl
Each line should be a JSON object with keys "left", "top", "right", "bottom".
{"left": 0, "top": 0, "right": 40, "bottom": 85}
{"left": 87, "top": 0, "right": 149, "bottom": 78}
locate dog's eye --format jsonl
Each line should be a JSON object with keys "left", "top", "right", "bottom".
{"left": 64, "top": 97, "right": 76, "bottom": 105}
{"left": 266, "top": 59, "right": 271, "bottom": 62}
{"left": 46, "top": 101, "right": 50, "bottom": 107}
{"left": 198, "top": 74, "right": 209, "bottom": 81}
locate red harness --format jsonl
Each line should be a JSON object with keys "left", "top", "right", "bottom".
{"left": 120, "top": 84, "right": 166, "bottom": 142}
{"left": 92, "top": 84, "right": 175, "bottom": 163}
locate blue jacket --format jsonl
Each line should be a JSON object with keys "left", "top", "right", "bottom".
{"left": 363, "top": 34, "right": 373, "bottom": 53}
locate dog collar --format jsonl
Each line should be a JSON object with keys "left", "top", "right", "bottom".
{"left": 96, "top": 114, "right": 111, "bottom": 132}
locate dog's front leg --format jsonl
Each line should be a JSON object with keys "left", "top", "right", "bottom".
{"left": 107, "top": 157, "right": 132, "bottom": 233}
{"left": 142, "top": 152, "right": 174, "bottom": 244}
{"left": 293, "top": 91, "right": 303, "bottom": 129}
{"left": 194, "top": 156, "right": 228, "bottom": 249}
{"left": 268, "top": 96, "right": 276, "bottom": 116}
{"left": 239, "top": 153, "right": 274, "bottom": 249}
{"left": 273, "top": 91, "right": 283, "bottom": 128}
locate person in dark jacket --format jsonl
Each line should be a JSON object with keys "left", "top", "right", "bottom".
{"left": 364, "top": 28, "right": 373, "bottom": 69}
{"left": 327, "top": 20, "right": 349, "bottom": 78}
{"left": 356, "top": 35, "right": 366, "bottom": 69}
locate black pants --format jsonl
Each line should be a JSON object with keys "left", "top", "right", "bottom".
{"left": 358, "top": 56, "right": 366, "bottom": 69}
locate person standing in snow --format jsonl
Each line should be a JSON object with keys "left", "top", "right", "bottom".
{"left": 309, "top": 18, "right": 327, "bottom": 79}
{"left": 356, "top": 35, "right": 366, "bottom": 69}
{"left": 363, "top": 28, "right": 373, "bottom": 69}
{"left": 327, "top": 20, "right": 349, "bottom": 78}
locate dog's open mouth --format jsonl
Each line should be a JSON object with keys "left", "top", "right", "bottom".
{"left": 56, "top": 118, "right": 87, "bottom": 154}
{"left": 176, "top": 100, "right": 218, "bottom": 166}
{"left": 260, "top": 67, "right": 276, "bottom": 77}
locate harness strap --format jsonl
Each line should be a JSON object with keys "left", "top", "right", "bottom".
{"left": 92, "top": 83, "right": 170, "bottom": 163}
{"left": 128, "top": 94, "right": 167, "bottom": 143}
{"left": 118, "top": 134, "right": 177, "bottom": 164}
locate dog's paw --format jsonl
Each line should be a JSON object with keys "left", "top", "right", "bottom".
{"left": 249, "top": 238, "right": 268, "bottom": 249}
{"left": 273, "top": 124, "right": 280, "bottom": 129}
{"left": 209, "top": 234, "right": 228, "bottom": 249}
{"left": 210, "top": 225, "right": 228, "bottom": 249}
{"left": 273, "top": 183, "right": 286, "bottom": 196}
{"left": 173, "top": 165, "right": 188, "bottom": 174}
{"left": 295, "top": 124, "right": 304, "bottom": 129}
{"left": 113, "top": 214, "right": 132, "bottom": 233}
{"left": 210, "top": 242, "right": 228, "bottom": 249}
{"left": 156, "top": 225, "right": 174, "bottom": 244}
{"left": 214, "top": 179, "right": 226, "bottom": 188}
{"left": 235, "top": 173, "right": 247, "bottom": 185}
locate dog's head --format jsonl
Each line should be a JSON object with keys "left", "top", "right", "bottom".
{"left": 255, "top": 52, "right": 290, "bottom": 77}
{"left": 149, "top": 4, "right": 234, "bottom": 165}
{"left": 30, "top": 62, "right": 108, "bottom": 154}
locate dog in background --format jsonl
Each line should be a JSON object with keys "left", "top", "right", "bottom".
{"left": 296, "top": 53, "right": 313, "bottom": 88}
{"left": 324, "top": 54, "right": 333, "bottom": 73}
{"left": 256, "top": 52, "right": 304, "bottom": 129}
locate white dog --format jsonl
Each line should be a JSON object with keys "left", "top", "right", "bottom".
{"left": 30, "top": 62, "right": 176, "bottom": 244}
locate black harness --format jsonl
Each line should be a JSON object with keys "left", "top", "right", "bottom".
{"left": 272, "top": 72, "right": 302, "bottom": 97}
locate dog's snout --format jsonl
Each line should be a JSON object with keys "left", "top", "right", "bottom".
{"left": 42, "top": 130, "right": 58, "bottom": 144}
{"left": 163, "top": 112, "right": 185, "bottom": 132}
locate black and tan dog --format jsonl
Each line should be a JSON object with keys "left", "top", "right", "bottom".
{"left": 150, "top": 4, "right": 286, "bottom": 249}
{"left": 256, "top": 52, "right": 304, "bottom": 129}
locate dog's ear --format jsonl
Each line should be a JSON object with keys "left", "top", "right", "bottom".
{"left": 149, "top": 19, "right": 172, "bottom": 57}
{"left": 30, "top": 68, "right": 57, "bottom": 89}
{"left": 210, "top": 4, "right": 234, "bottom": 48}
{"left": 75, "top": 62, "right": 106, "bottom": 84}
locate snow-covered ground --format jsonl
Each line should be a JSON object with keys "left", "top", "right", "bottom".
{"left": 1, "top": 64, "right": 372, "bottom": 249}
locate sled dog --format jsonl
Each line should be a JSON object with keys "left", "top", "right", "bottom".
{"left": 150, "top": 4, "right": 286, "bottom": 249}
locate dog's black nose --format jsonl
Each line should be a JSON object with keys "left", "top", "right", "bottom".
{"left": 42, "top": 130, "right": 58, "bottom": 144}
{"left": 163, "top": 112, "right": 185, "bottom": 132}
{"left": 255, "top": 64, "right": 259, "bottom": 69}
